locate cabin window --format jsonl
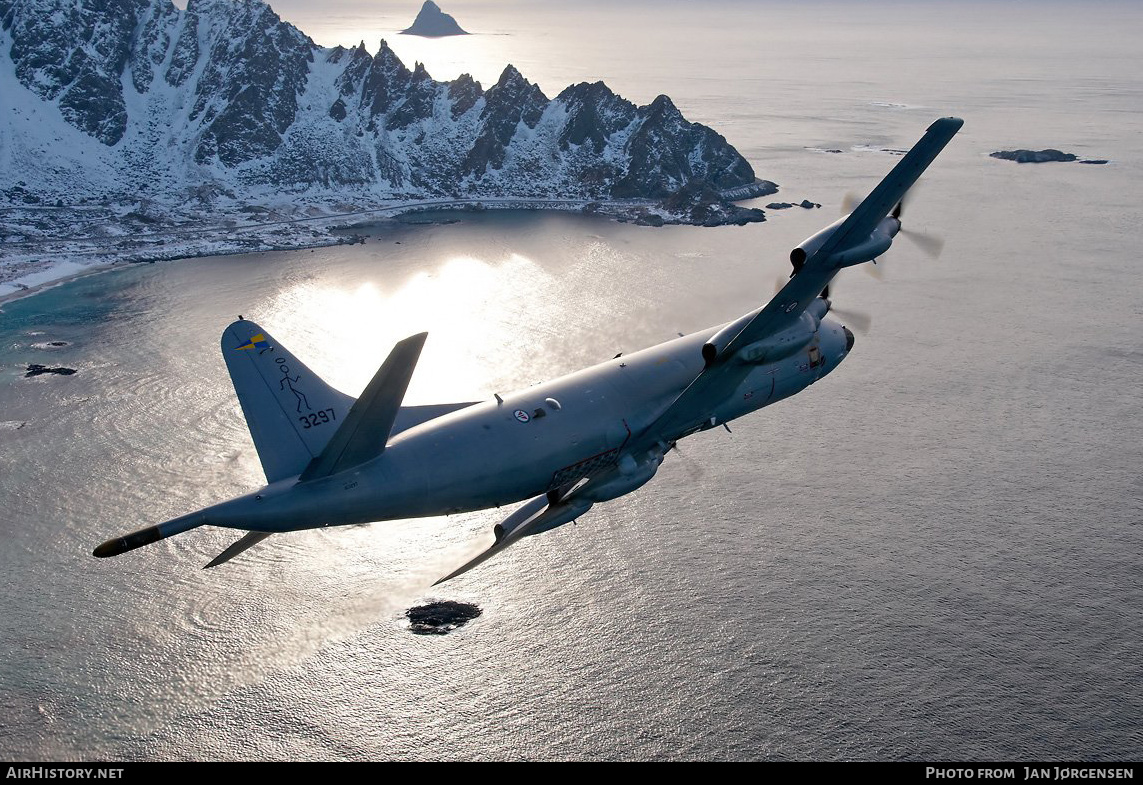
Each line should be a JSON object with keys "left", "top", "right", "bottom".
{"left": 544, "top": 397, "right": 562, "bottom": 411}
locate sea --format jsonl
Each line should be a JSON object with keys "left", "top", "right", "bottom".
{"left": 1, "top": 0, "right": 1140, "bottom": 761}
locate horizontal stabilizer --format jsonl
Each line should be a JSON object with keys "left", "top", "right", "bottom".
{"left": 299, "top": 332, "right": 428, "bottom": 481}
{"left": 204, "top": 530, "right": 274, "bottom": 568}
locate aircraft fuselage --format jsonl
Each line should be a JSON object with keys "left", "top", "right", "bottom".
{"left": 205, "top": 315, "right": 851, "bottom": 533}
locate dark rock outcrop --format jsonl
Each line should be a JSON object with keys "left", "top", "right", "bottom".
{"left": 405, "top": 601, "right": 481, "bottom": 634}
{"left": 400, "top": 1, "right": 468, "bottom": 37}
{"left": 25, "top": 364, "right": 76, "bottom": 377}
{"left": 990, "top": 149, "right": 1077, "bottom": 163}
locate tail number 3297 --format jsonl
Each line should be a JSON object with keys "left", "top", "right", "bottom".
{"left": 299, "top": 408, "right": 338, "bottom": 429}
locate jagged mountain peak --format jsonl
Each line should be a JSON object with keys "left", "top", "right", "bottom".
{"left": 486, "top": 64, "right": 548, "bottom": 118}
{"left": 494, "top": 64, "right": 531, "bottom": 90}
{"left": 647, "top": 94, "right": 682, "bottom": 117}
{"left": 1, "top": 0, "right": 768, "bottom": 221}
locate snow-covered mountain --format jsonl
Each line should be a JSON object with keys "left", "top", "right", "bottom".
{"left": 0, "top": 0, "right": 770, "bottom": 220}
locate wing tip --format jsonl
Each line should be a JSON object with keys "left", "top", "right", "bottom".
{"left": 929, "top": 116, "right": 965, "bottom": 134}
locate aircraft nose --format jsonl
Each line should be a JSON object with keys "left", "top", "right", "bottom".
{"left": 843, "top": 326, "right": 855, "bottom": 352}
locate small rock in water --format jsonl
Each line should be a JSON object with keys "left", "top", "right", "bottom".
{"left": 990, "top": 148, "right": 1078, "bottom": 163}
{"left": 25, "top": 364, "right": 76, "bottom": 377}
{"left": 405, "top": 601, "right": 482, "bottom": 635}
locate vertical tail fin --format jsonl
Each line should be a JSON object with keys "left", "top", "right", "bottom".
{"left": 222, "top": 319, "right": 354, "bottom": 483}
{"left": 299, "top": 332, "right": 428, "bottom": 481}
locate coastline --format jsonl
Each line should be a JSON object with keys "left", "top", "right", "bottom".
{"left": 0, "top": 186, "right": 776, "bottom": 307}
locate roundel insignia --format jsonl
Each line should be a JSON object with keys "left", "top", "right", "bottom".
{"left": 513, "top": 409, "right": 530, "bottom": 423}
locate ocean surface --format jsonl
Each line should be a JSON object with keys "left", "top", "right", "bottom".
{"left": 2, "top": 0, "right": 1141, "bottom": 761}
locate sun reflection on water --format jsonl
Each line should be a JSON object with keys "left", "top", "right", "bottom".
{"left": 262, "top": 252, "right": 562, "bottom": 404}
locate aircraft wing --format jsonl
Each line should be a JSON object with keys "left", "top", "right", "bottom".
{"left": 814, "top": 117, "right": 963, "bottom": 262}
{"left": 719, "top": 117, "right": 964, "bottom": 362}
{"left": 630, "top": 117, "right": 963, "bottom": 448}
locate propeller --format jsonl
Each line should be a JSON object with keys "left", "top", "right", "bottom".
{"left": 666, "top": 440, "right": 705, "bottom": 483}
{"left": 828, "top": 305, "right": 872, "bottom": 334}
{"left": 823, "top": 280, "right": 872, "bottom": 333}
{"left": 841, "top": 187, "right": 944, "bottom": 282}
{"left": 891, "top": 186, "right": 944, "bottom": 259}
{"left": 843, "top": 192, "right": 890, "bottom": 278}
{"left": 777, "top": 275, "right": 872, "bottom": 333}
{"left": 898, "top": 227, "right": 945, "bottom": 258}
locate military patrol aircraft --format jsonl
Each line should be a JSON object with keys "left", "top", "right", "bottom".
{"left": 94, "top": 117, "right": 963, "bottom": 583}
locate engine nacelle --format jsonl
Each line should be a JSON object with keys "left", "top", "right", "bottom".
{"left": 581, "top": 453, "right": 662, "bottom": 503}
{"left": 735, "top": 314, "right": 816, "bottom": 364}
{"left": 828, "top": 216, "right": 899, "bottom": 268}
{"left": 791, "top": 215, "right": 901, "bottom": 270}
{"left": 702, "top": 307, "right": 762, "bottom": 366}
{"left": 493, "top": 494, "right": 548, "bottom": 541}
{"left": 790, "top": 216, "right": 847, "bottom": 270}
{"left": 525, "top": 498, "right": 593, "bottom": 538}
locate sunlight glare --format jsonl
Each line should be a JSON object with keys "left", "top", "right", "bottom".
{"left": 264, "top": 252, "right": 560, "bottom": 404}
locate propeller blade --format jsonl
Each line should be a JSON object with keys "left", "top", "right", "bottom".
{"left": 899, "top": 228, "right": 945, "bottom": 259}
{"left": 864, "top": 259, "right": 887, "bottom": 280}
{"left": 830, "top": 306, "right": 873, "bottom": 334}
{"left": 841, "top": 191, "right": 862, "bottom": 215}
{"left": 204, "top": 530, "right": 273, "bottom": 568}
{"left": 893, "top": 181, "right": 921, "bottom": 220}
{"left": 667, "top": 441, "right": 705, "bottom": 483}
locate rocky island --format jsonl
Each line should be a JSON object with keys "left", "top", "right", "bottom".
{"left": 25, "top": 364, "right": 77, "bottom": 377}
{"left": 401, "top": 1, "right": 468, "bottom": 37}
{"left": 405, "top": 601, "right": 482, "bottom": 634}
{"left": 991, "top": 149, "right": 1107, "bottom": 164}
